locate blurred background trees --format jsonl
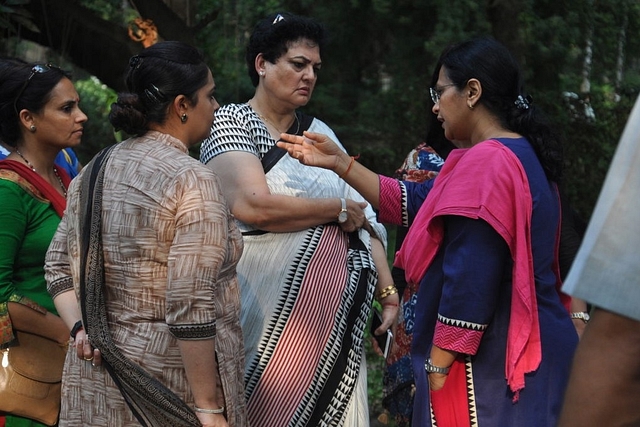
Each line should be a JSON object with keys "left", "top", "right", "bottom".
{"left": 1, "top": 0, "right": 639, "bottom": 221}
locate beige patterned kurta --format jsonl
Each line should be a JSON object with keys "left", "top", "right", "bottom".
{"left": 45, "top": 131, "right": 246, "bottom": 426}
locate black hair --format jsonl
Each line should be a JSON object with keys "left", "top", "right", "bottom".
{"left": 0, "top": 57, "right": 71, "bottom": 146}
{"left": 109, "top": 41, "right": 209, "bottom": 136}
{"left": 245, "top": 12, "right": 327, "bottom": 87}
{"left": 431, "top": 37, "right": 563, "bottom": 182}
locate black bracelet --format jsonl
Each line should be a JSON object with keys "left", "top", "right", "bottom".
{"left": 70, "top": 320, "right": 84, "bottom": 339}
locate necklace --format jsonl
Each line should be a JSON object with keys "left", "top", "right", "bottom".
{"left": 249, "top": 102, "right": 300, "bottom": 136}
{"left": 14, "top": 148, "right": 67, "bottom": 198}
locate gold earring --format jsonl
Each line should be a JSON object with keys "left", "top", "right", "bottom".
{"left": 181, "top": 113, "right": 188, "bottom": 123}
{"left": 468, "top": 104, "right": 474, "bottom": 110}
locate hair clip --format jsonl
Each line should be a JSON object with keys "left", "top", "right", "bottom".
{"left": 143, "top": 84, "right": 166, "bottom": 104}
{"left": 515, "top": 94, "right": 532, "bottom": 110}
{"left": 129, "top": 55, "right": 143, "bottom": 69}
{"left": 272, "top": 14, "right": 285, "bottom": 24}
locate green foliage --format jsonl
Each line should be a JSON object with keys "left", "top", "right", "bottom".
{"left": 81, "top": 0, "right": 132, "bottom": 22}
{"left": 0, "top": 0, "right": 39, "bottom": 34}
{"left": 15, "top": 0, "right": 639, "bottom": 222}
{"left": 562, "top": 90, "right": 636, "bottom": 220}
{"left": 74, "top": 76, "right": 118, "bottom": 164}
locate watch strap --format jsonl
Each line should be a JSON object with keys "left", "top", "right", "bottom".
{"left": 70, "top": 320, "right": 84, "bottom": 339}
{"left": 425, "top": 358, "right": 450, "bottom": 375}
{"left": 337, "top": 198, "right": 348, "bottom": 223}
{"left": 570, "top": 312, "right": 590, "bottom": 323}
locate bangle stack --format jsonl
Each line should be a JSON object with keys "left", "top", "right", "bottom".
{"left": 194, "top": 405, "right": 225, "bottom": 414}
{"left": 375, "top": 285, "right": 398, "bottom": 302}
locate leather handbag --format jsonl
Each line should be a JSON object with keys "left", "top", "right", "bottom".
{"left": 0, "top": 330, "right": 67, "bottom": 425}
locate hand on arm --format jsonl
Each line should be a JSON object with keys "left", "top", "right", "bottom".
{"left": 338, "top": 199, "right": 369, "bottom": 233}
{"left": 278, "top": 131, "right": 382, "bottom": 208}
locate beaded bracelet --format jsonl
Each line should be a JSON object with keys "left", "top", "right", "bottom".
{"left": 194, "top": 405, "right": 225, "bottom": 414}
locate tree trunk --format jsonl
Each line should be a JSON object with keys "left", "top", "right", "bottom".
{"left": 580, "top": 0, "right": 594, "bottom": 95}
{"left": 614, "top": 3, "right": 628, "bottom": 102}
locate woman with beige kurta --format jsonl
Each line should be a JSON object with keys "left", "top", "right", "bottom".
{"left": 44, "top": 41, "right": 246, "bottom": 427}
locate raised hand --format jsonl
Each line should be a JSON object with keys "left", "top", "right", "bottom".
{"left": 278, "top": 131, "right": 351, "bottom": 173}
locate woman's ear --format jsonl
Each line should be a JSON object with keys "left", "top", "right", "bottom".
{"left": 18, "top": 109, "right": 35, "bottom": 130}
{"left": 255, "top": 53, "right": 266, "bottom": 76}
{"left": 172, "top": 94, "right": 189, "bottom": 121}
{"left": 466, "top": 78, "right": 482, "bottom": 110}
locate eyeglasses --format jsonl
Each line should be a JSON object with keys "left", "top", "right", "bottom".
{"left": 13, "top": 64, "right": 60, "bottom": 116}
{"left": 429, "top": 84, "right": 456, "bottom": 104}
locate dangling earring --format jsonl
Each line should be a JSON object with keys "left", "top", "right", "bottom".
{"left": 30, "top": 125, "right": 36, "bottom": 132}
{"left": 181, "top": 114, "right": 188, "bottom": 123}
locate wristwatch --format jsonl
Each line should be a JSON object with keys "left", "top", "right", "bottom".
{"left": 70, "top": 320, "right": 84, "bottom": 339}
{"left": 337, "top": 198, "right": 348, "bottom": 223}
{"left": 571, "top": 312, "right": 590, "bottom": 323}
{"left": 425, "top": 358, "right": 450, "bottom": 375}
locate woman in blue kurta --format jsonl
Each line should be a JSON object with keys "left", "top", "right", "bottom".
{"left": 278, "top": 37, "right": 578, "bottom": 427}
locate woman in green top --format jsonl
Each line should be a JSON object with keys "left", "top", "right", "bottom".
{"left": 0, "top": 58, "right": 87, "bottom": 426}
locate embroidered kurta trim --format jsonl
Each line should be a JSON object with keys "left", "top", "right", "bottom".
{"left": 433, "top": 316, "right": 486, "bottom": 355}
{"left": 47, "top": 276, "right": 74, "bottom": 299}
{"left": 169, "top": 323, "right": 216, "bottom": 340}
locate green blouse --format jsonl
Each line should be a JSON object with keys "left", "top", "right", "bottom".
{"left": 0, "top": 175, "right": 62, "bottom": 427}
{"left": 0, "top": 177, "right": 60, "bottom": 344}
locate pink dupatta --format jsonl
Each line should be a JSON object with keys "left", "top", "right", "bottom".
{"left": 395, "top": 139, "right": 542, "bottom": 401}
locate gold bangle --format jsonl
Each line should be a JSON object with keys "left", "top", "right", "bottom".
{"left": 378, "top": 289, "right": 398, "bottom": 300}
{"left": 375, "top": 285, "right": 398, "bottom": 301}
{"left": 376, "top": 285, "right": 397, "bottom": 297}
{"left": 194, "top": 405, "right": 225, "bottom": 414}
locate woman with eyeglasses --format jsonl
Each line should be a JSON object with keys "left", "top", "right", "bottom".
{"left": 199, "top": 12, "right": 397, "bottom": 427}
{"left": 278, "top": 37, "right": 578, "bottom": 427}
{"left": 0, "top": 58, "right": 87, "bottom": 427}
{"left": 44, "top": 41, "right": 246, "bottom": 427}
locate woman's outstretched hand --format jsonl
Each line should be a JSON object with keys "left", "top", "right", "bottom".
{"left": 278, "top": 131, "right": 350, "bottom": 173}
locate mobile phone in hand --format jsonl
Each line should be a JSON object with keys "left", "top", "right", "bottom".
{"left": 370, "top": 307, "right": 393, "bottom": 358}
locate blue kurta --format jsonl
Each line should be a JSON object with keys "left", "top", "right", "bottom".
{"left": 394, "top": 138, "right": 577, "bottom": 427}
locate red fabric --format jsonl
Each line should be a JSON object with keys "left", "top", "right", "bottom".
{"left": 0, "top": 159, "right": 69, "bottom": 217}
{"left": 395, "top": 139, "right": 542, "bottom": 401}
{"left": 428, "top": 357, "right": 472, "bottom": 427}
